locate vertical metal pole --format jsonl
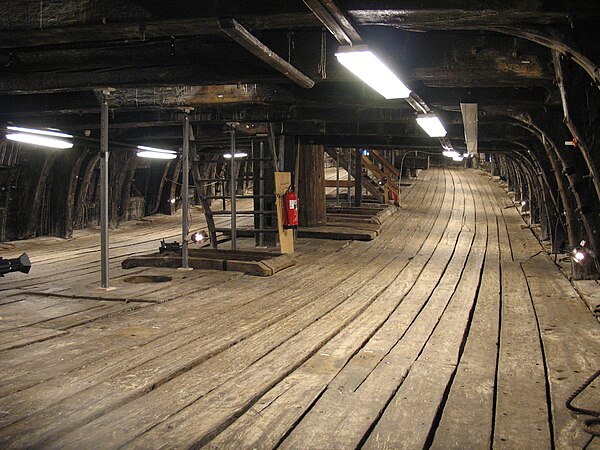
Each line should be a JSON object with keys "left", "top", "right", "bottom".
{"left": 181, "top": 112, "right": 190, "bottom": 269}
{"left": 347, "top": 150, "right": 351, "bottom": 206}
{"left": 259, "top": 141, "right": 265, "bottom": 247}
{"left": 230, "top": 129, "right": 237, "bottom": 250}
{"left": 336, "top": 150, "right": 340, "bottom": 206}
{"left": 354, "top": 148, "right": 362, "bottom": 207}
{"left": 100, "top": 94, "right": 110, "bottom": 288}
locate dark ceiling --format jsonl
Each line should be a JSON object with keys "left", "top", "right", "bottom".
{"left": 0, "top": 0, "right": 599, "bottom": 153}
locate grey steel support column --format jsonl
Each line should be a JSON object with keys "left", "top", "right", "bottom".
{"left": 258, "top": 141, "right": 265, "bottom": 247}
{"left": 336, "top": 149, "right": 340, "bottom": 206}
{"left": 100, "top": 94, "right": 110, "bottom": 288}
{"left": 347, "top": 150, "right": 351, "bottom": 206}
{"left": 354, "top": 148, "right": 362, "bottom": 207}
{"left": 181, "top": 112, "right": 190, "bottom": 269}
{"left": 230, "top": 129, "right": 237, "bottom": 250}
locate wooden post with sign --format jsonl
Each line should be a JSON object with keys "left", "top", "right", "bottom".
{"left": 274, "top": 171, "right": 294, "bottom": 254}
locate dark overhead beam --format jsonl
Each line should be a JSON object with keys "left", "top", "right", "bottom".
{"left": 298, "top": 134, "right": 446, "bottom": 149}
{"left": 2, "top": 104, "right": 419, "bottom": 131}
{"left": 218, "top": 18, "right": 315, "bottom": 89}
{"left": 0, "top": 13, "right": 319, "bottom": 50}
{"left": 302, "top": 0, "right": 362, "bottom": 45}
{"left": 347, "top": 9, "right": 599, "bottom": 87}
{"left": 348, "top": 9, "right": 572, "bottom": 31}
{"left": 488, "top": 26, "right": 600, "bottom": 87}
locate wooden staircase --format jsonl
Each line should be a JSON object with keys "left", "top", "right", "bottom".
{"left": 325, "top": 149, "right": 400, "bottom": 205}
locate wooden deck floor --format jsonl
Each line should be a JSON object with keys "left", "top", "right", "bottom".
{"left": 0, "top": 168, "right": 599, "bottom": 449}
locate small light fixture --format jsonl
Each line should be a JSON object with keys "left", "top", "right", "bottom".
{"left": 335, "top": 45, "right": 411, "bottom": 99}
{"left": 6, "top": 126, "right": 73, "bottom": 149}
{"left": 416, "top": 114, "right": 447, "bottom": 138}
{"left": 572, "top": 240, "right": 595, "bottom": 265}
{"left": 137, "top": 145, "right": 177, "bottom": 159}
{"left": 361, "top": 149, "right": 370, "bottom": 156}
{"left": 190, "top": 230, "right": 209, "bottom": 244}
{"left": 223, "top": 152, "right": 248, "bottom": 159}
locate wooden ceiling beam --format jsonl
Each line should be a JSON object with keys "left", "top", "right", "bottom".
{"left": 0, "top": 13, "right": 318, "bottom": 50}
{"left": 218, "top": 18, "right": 315, "bottom": 88}
{"left": 302, "top": 0, "right": 362, "bottom": 45}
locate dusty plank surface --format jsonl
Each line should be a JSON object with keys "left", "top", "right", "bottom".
{"left": 0, "top": 168, "right": 598, "bottom": 450}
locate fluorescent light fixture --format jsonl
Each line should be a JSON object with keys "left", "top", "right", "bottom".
{"left": 137, "top": 151, "right": 177, "bottom": 159}
{"left": 416, "top": 114, "right": 447, "bottom": 138}
{"left": 136, "top": 145, "right": 177, "bottom": 159}
{"left": 7, "top": 126, "right": 72, "bottom": 138}
{"left": 7, "top": 133, "right": 74, "bottom": 149}
{"left": 223, "top": 152, "right": 248, "bottom": 159}
{"left": 6, "top": 126, "right": 73, "bottom": 149}
{"left": 335, "top": 45, "right": 410, "bottom": 99}
{"left": 442, "top": 150, "right": 460, "bottom": 158}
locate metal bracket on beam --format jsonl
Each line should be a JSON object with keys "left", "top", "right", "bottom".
{"left": 218, "top": 18, "right": 315, "bottom": 89}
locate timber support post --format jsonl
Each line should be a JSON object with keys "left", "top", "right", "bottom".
{"left": 298, "top": 143, "right": 326, "bottom": 227}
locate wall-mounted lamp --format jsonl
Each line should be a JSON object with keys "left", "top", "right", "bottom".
{"left": 137, "top": 145, "right": 177, "bottom": 159}
{"left": 572, "top": 240, "right": 595, "bottom": 265}
{"left": 6, "top": 126, "right": 73, "bottom": 149}
{"left": 335, "top": 45, "right": 411, "bottom": 99}
{"left": 190, "top": 230, "right": 209, "bottom": 244}
{"left": 416, "top": 114, "right": 447, "bottom": 138}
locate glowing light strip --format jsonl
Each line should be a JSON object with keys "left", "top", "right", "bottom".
{"left": 416, "top": 114, "right": 447, "bottom": 138}
{"left": 335, "top": 45, "right": 410, "bottom": 99}
{"left": 224, "top": 152, "right": 248, "bottom": 159}
{"left": 7, "top": 126, "right": 72, "bottom": 138}
{"left": 137, "top": 150, "right": 177, "bottom": 159}
{"left": 6, "top": 133, "right": 73, "bottom": 149}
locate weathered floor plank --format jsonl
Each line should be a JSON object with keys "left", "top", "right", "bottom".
{"left": 430, "top": 174, "right": 501, "bottom": 450}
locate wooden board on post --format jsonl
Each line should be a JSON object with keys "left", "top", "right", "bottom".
{"left": 275, "top": 172, "right": 294, "bottom": 254}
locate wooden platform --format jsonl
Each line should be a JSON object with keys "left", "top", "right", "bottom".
{"left": 1, "top": 168, "right": 599, "bottom": 449}
{"left": 122, "top": 248, "right": 296, "bottom": 277}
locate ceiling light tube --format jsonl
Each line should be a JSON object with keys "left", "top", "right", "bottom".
{"left": 223, "top": 152, "right": 248, "bottom": 159}
{"left": 136, "top": 145, "right": 177, "bottom": 159}
{"left": 416, "top": 114, "right": 447, "bottom": 138}
{"left": 6, "top": 125, "right": 74, "bottom": 149}
{"left": 335, "top": 45, "right": 411, "bottom": 99}
{"left": 6, "top": 133, "right": 73, "bottom": 149}
{"left": 7, "top": 126, "right": 72, "bottom": 138}
{"left": 442, "top": 150, "right": 460, "bottom": 158}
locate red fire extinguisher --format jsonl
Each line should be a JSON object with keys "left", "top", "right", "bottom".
{"left": 282, "top": 188, "right": 298, "bottom": 229}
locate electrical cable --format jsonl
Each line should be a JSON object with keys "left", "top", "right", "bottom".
{"left": 565, "top": 368, "right": 600, "bottom": 436}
